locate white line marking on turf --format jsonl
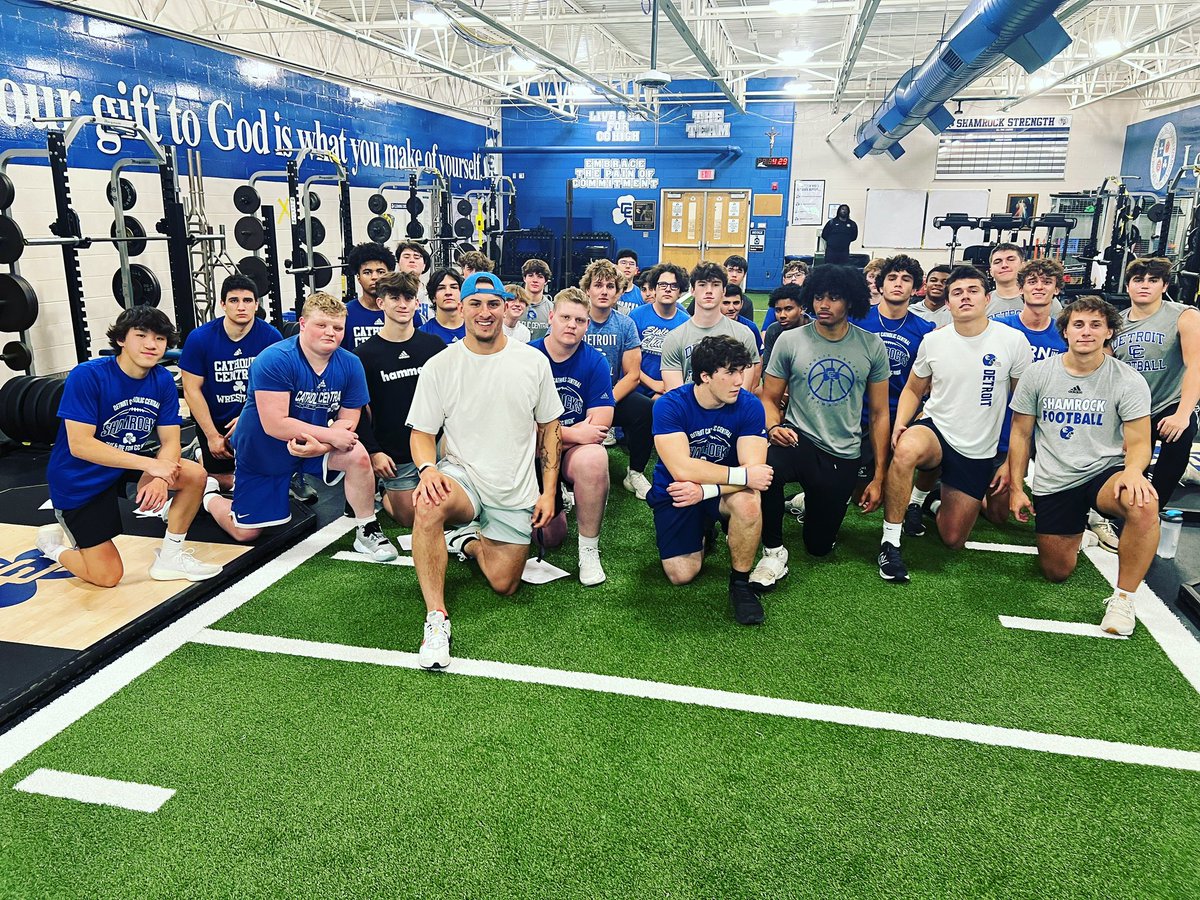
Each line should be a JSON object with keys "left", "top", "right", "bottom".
{"left": 998, "top": 615, "right": 1127, "bottom": 640}
{"left": 1084, "top": 546, "right": 1200, "bottom": 695}
{"left": 0, "top": 518, "right": 357, "bottom": 776}
{"left": 14, "top": 768, "right": 173, "bottom": 812}
{"left": 193, "top": 628, "right": 1200, "bottom": 774}
{"left": 965, "top": 541, "right": 1039, "bottom": 555}
{"left": 331, "top": 551, "right": 414, "bottom": 567}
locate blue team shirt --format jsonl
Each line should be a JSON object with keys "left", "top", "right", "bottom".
{"left": 49, "top": 356, "right": 184, "bottom": 510}
{"left": 342, "top": 299, "right": 385, "bottom": 350}
{"left": 178, "top": 317, "right": 282, "bottom": 426}
{"left": 616, "top": 286, "right": 643, "bottom": 316}
{"left": 231, "top": 337, "right": 370, "bottom": 474}
{"left": 584, "top": 310, "right": 640, "bottom": 386}
{"left": 737, "top": 315, "right": 765, "bottom": 354}
{"left": 856, "top": 307, "right": 936, "bottom": 423}
{"left": 648, "top": 384, "right": 767, "bottom": 498}
{"left": 420, "top": 318, "right": 466, "bottom": 344}
{"left": 993, "top": 312, "right": 1067, "bottom": 453}
{"left": 629, "top": 303, "right": 690, "bottom": 396}
{"left": 530, "top": 339, "right": 614, "bottom": 428}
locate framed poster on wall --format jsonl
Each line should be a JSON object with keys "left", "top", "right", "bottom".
{"left": 790, "top": 179, "right": 825, "bottom": 225}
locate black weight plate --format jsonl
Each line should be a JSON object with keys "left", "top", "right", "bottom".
{"left": 0, "top": 375, "right": 34, "bottom": 441}
{"left": 312, "top": 252, "right": 332, "bottom": 289}
{"left": 0, "top": 216, "right": 24, "bottom": 264}
{"left": 456, "top": 241, "right": 476, "bottom": 258}
{"left": 440, "top": 220, "right": 453, "bottom": 239}
{"left": 110, "top": 216, "right": 148, "bottom": 256}
{"left": 456, "top": 199, "right": 472, "bottom": 217}
{"left": 2, "top": 340, "right": 31, "bottom": 371}
{"left": 367, "top": 216, "right": 393, "bottom": 243}
{"left": 368, "top": 193, "right": 388, "bottom": 215}
{"left": 406, "top": 220, "right": 425, "bottom": 239}
{"left": 406, "top": 195, "right": 425, "bottom": 215}
{"left": 112, "top": 264, "right": 162, "bottom": 308}
{"left": 305, "top": 218, "right": 326, "bottom": 247}
{"left": 0, "top": 272, "right": 38, "bottom": 331}
{"left": 237, "top": 256, "right": 271, "bottom": 297}
{"left": 21, "top": 377, "right": 57, "bottom": 444}
{"left": 507, "top": 212, "right": 521, "bottom": 231}
{"left": 281, "top": 320, "right": 301, "bottom": 338}
{"left": 0, "top": 173, "right": 14, "bottom": 211}
{"left": 39, "top": 377, "right": 66, "bottom": 445}
{"left": 106, "top": 177, "right": 137, "bottom": 211}
{"left": 306, "top": 191, "right": 321, "bottom": 212}
{"left": 234, "top": 184, "right": 261, "bottom": 214}
{"left": 234, "top": 215, "right": 266, "bottom": 251}
{"left": 1146, "top": 203, "right": 1166, "bottom": 224}
{"left": 453, "top": 217, "right": 473, "bottom": 238}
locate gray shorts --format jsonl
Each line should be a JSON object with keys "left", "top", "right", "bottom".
{"left": 439, "top": 460, "right": 533, "bottom": 545}
{"left": 379, "top": 461, "right": 419, "bottom": 492}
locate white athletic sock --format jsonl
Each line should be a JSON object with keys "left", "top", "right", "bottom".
{"left": 353, "top": 516, "right": 376, "bottom": 529}
{"left": 43, "top": 543, "right": 65, "bottom": 563}
{"left": 160, "top": 530, "right": 186, "bottom": 561}
{"left": 578, "top": 533, "right": 599, "bottom": 551}
{"left": 910, "top": 487, "right": 930, "bottom": 507}
{"left": 201, "top": 491, "right": 219, "bottom": 513}
{"left": 929, "top": 498, "right": 942, "bottom": 516}
{"left": 882, "top": 521, "right": 903, "bottom": 547}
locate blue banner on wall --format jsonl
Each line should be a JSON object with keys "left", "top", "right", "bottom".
{"left": 0, "top": 4, "right": 488, "bottom": 187}
{"left": 1120, "top": 105, "right": 1200, "bottom": 197}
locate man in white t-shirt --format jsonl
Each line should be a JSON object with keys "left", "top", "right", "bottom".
{"left": 407, "top": 272, "right": 564, "bottom": 670}
{"left": 877, "top": 265, "right": 1031, "bottom": 583}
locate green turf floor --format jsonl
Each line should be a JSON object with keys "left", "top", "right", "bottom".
{"left": 2, "top": 645, "right": 1198, "bottom": 899}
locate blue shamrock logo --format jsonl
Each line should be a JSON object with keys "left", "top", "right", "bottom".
{"left": 0, "top": 549, "right": 74, "bottom": 608}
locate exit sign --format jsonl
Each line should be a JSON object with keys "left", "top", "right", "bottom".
{"left": 698, "top": 168, "right": 716, "bottom": 180}
{"left": 755, "top": 157, "right": 790, "bottom": 168}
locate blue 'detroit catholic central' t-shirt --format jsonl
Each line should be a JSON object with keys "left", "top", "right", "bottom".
{"left": 855, "top": 307, "right": 935, "bottom": 424}
{"left": 178, "top": 316, "right": 283, "bottom": 427}
{"left": 530, "top": 338, "right": 614, "bottom": 428}
{"left": 49, "top": 356, "right": 184, "bottom": 510}
{"left": 648, "top": 383, "right": 767, "bottom": 500}
{"left": 342, "top": 299, "right": 385, "bottom": 350}
{"left": 232, "top": 336, "right": 369, "bottom": 475}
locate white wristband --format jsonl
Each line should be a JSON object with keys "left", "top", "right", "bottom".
{"left": 727, "top": 466, "right": 748, "bottom": 486}
{"left": 701, "top": 483, "right": 720, "bottom": 500}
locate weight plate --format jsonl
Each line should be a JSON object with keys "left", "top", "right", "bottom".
{"left": 106, "top": 177, "right": 137, "bottom": 211}
{"left": 0, "top": 216, "right": 25, "bottom": 264}
{"left": 456, "top": 199, "right": 472, "bottom": 217}
{"left": 456, "top": 241, "right": 476, "bottom": 258}
{"left": 368, "top": 193, "right": 388, "bottom": 215}
{"left": 312, "top": 252, "right": 332, "bottom": 289}
{"left": 234, "top": 215, "right": 266, "bottom": 251}
{"left": 306, "top": 191, "right": 321, "bottom": 212}
{"left": 0, "top": 375, "right": 34, "bottom": 442}
{"left": 112, "top": 264, "right": 162, "bottom": 308}
{"left": 440, "top": 220, "right": 453, "bottom": 239}
{"left": 2, "top": 340, "right": 31, "bottom": 371}
{"left": 305, "top": 218, "right": 326, "bottom": 247}
{"left": 406, "top": 195, "right": 425, "bottom": 215}
{"left": 233, "top": 184, "right": 261, "bottom": 214}
{"left": 367, "top": 216, "right": 393, "bottom": 243}
{"left": 22, "top": 377, "right": 58, "bottom": 444}
{"left": 110, "top": 216, "right": 148, "bottom": 256}
{"left": 0, "top": 272, "right": 38, "bottom": 331}
{"left": 1146, "top": 203, "right": 1166, "bottom": 224}
{"left": 237, "top": 256, "right": 271, "bottom": 297}
{"left": 0, "top": 173, "right": 14, "bottom": 211}
{"left": 453, "top": 218, "right": 473, "bottom": 238}
{"left": 39, "top": 378, "right": 66, "bottom": 445}
{"left": 281, "top": 320, "right": 301, "bottom": 338}
{"left": 406, "top": 221, "right": 425, "bottom": 239}
{"left": 507, "top": 212, "right": 521, "bottom": 231}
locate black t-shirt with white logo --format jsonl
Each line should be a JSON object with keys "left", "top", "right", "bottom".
{"left": 354, "top": 330, "right": 446, "bottom": 461}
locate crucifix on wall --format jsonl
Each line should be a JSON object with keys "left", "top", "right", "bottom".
{"left": 765, "top": 127, "right": 780, "bottom": 153}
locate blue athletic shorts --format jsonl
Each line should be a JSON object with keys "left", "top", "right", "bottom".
{"left": 911, "top": 418, "right": 994, "bottom": 502}
{"left": 231, "top": 454, "right": 342, "bottom": 528}
{"left": 648, "top": 487, "right": 722, "bottom": 560}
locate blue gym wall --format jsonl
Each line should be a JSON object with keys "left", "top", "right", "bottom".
{"left": 1120, "top": 103, "right": 1200, "bottom": 198}
{"left": 0, "top": 3, "right": 489, "bottom": 188}
{"left": 500, "top": 82, "right": 796, "bottom": 292}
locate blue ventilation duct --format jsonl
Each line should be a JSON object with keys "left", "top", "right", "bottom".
{"left": 853, "top": 0, "right": 1072, "bottom": 159}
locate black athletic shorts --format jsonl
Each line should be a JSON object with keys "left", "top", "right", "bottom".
{"left": 911, "top": 418, "right": 994, "bottom": 501}
{"left": 1033, "top": 466, "right": 1123, "bottom": 536}
{"left": 856, "top": 430, "right": 875, "bottom": 482}
{"left": 55, "top": 470, "right": 142, "bottom": 550}
{"left": 197, "top": 419, "right": 237, "bottom": 475}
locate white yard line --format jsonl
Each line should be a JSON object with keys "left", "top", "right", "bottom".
{"left": 331, "top": 551, "right": 414, "bottom": 567}
{"left": 0, "top": 518, "right": 357, "bottom": 776}
{"left": 998, "top": 615, "right": 1127, "bottom": 640}
{"left": 193, "top": 628, "right": 1200, "bottom": 774}
{"left": 964, "top": 541, "right": 1039, "bottom": 555}
{"left": 13, "top": 768, "right": 173, "bottom": 812}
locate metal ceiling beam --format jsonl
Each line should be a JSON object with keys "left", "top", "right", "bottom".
{"left": 832, "top": 0, "right": 882, "bottom": 111}
{"left": 658, "top": 0, "right": 744, "bottom": 112}
{"left": 1070, "top": 57, "right": 1200, "bottom": 109}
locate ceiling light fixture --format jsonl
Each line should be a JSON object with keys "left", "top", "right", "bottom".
{"left": 567, "top": 83, "right": 598, "bottom": 100}
{"left": 784, "top": 79, "right": 814, "bottom": 95}
{"left": 509, "top": 53, "right": 539, "bottom": 74}
{"left": 778, "top": 47, "right": 814, "bottom": 66}
{"left": 412, "top": 6, "right": 450, "bottom": 28}
{"left": 1093, "top": 36, "right": 1123, "bottom": 57}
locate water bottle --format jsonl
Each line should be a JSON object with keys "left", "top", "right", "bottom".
{"left": 1156, "top": 509, "right": 1183, "bottom": 560}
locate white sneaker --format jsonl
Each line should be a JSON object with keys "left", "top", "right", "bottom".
{"left": 419, "top": 610, "right": 452, "bottom": 670}
{"left": 561, "top": 484, "right": 576, "bottom": 512}
{"left": 36, "top": 523, "right": 67, "bottom": 559}
{"left": 784, "top": 493, "right": 805, "bottom": 521}
{"left": 1088, "top": 519, "right": 1119, "bottom": 553}
{"left": 353, "top": 521, "right": 398, "bottom": 561}
{"left": 1181, "top": 462, "right": 1200, "bottom": 487}
{"left": 602, "top": 430, "right": 617, "bottom": 447}
{"left": 1079, "top": 530, "right": 1099, "bottom": 551}
{"left": 749, "top": 546, "right": 789, "bottom": 589}
{"left": 149, "top": 548, "right": 222, "bottom": 581}
{"left": 1100, "top": 593, "right": 1136, "bottom": 636}
{"left": 445, "top": 523, "right": 479, "bottom": 561}
{"left": 579, "top": 545, "right": 606, "bottom": 586}
{"left": 622, "top": 469, "right": 651, "bottom": 500}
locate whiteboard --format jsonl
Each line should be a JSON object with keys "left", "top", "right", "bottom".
{"left": 923, "top": 189, "right": 990, "bottom": 250}
{"left": 863, "top": 188, "right": 927, "bottom": 249}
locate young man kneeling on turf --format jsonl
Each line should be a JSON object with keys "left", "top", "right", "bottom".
{"left": 1008, "top": 297, "right": 1158, "bottom": 636}
{"left": 203, "top": 292, "right": 398, "bottom": 562}
{"left": 649, "top": 335, "right": 772, "bottom": 625}
{"left": 38, "top": 307, "right": 223, "bottom": 585}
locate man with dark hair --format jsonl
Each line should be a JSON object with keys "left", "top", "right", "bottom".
{"left": 662, "top": 261, "right": 760, "bottom": 391}
{"left": 648, "top": 335, "right": 772, "bottom": 625}
{"left": 343, "top": 242, "right": 397, "bottom": 350}
{"left": 721, "top": 284, "right": 764, "bottom": 355}
{"left": 877, "top": 265, "right": 1030, "bottom": 582}
{"left": 723, "top": 255, "right": 754, "bottom": 319}
{"left": 394, "top": 241, "right": 432, "bottom": 319}
{"left": 910, "top": 263, "right": 952, "bottom": 326}
{"left": 355, "top": 272, "right": 446, "bottom": 528}
{"left": 762, "top": 260, "right": 809, "bottom": 330}
{"left": 1111, "top": 256, "right": 1200, "bottom": 508}
{"left": 615, "top": 248, "right": 643, "bottom": 315}
{"left": 420, "top": 268, "right": 465, "bottom": 344}
{"left": 751, "top": 265, "right": 890, "bottom": 588}
{"left": 180, "top": 273, "right": 282, "bottom": 491}
{"left": 630, "top": 262, "right": 690, "bottom": 399}
{"left": 38, "top": 307, "right": 223, "bottom": 586}
{"left": 1009, "top": 297, "right": 1158, "bottom": 636}
{"left": 761, "top": 284, "right": 806, "bottom": 370}
{"left": 822, "top": 204, "right": 857, "bottom": 265}
{"left": 458, "top": 250, "right": 493, "bottom": 275}
{"left": 522, "top": 258, "right": 553, "bottom": 341}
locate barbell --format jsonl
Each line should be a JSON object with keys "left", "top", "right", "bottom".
{"left": 0, "top": 214, "right": 174, "bottom": 263}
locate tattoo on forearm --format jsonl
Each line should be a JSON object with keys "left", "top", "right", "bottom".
{"left": 538, "top": 421, "right": 562, "bottom": 473}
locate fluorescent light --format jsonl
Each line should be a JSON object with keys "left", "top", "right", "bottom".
{"left": 778, "top": 47, "right": 813, "bottom": 66}
{"left": 770, "top": 0, "right": 816, "bottom": 15}
{"left": 1094, "top": 36, "right": 1123, "bottom": 57}
{"left": 1028, "top": 73, "right": 1051, "bottom": 91}
{"left": 412, "top": 6, "right": 449, "bottom": 28}
{"left": 567, "top": 83, "right": 598, "bottom": 100}
{"left": 509, "top": 54, "right": 539, "bottom": 74}
{"left": 784, "top": 79, "right": 813, "bottom": 95}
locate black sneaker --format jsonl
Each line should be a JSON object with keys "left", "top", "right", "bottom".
{"left": 902, "top": 502, "right": 927, "bottom": 537}
{"left": 729, "top": 580, "right": 765, "bottom": 625}
{"left": 878, "top": 542, "right": 909, "bottom": 583}
{"left": 290, "top": 473, "right": 318, "bottom": 504}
